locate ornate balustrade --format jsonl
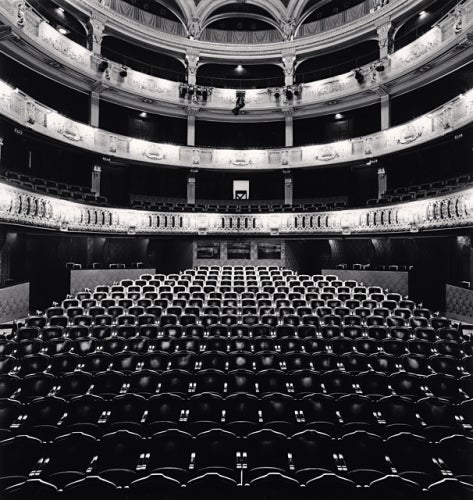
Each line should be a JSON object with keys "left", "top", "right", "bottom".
{"left": 0, "top": 0, "right": 471, "bottom": 115}
{"left": 0, "top": 182, "right": 471, "bottom": 236}
{"left": 0, "top": 78, "right": 472, "bottom": 170}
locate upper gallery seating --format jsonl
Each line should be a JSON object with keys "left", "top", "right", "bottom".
{"left": 0, "top": 171, "right": 108, "bottom": 206}
{"left": 367, "top": 175, "right": 473, "bottom": 206}
{"left": 0, "top": 266, "right": 472, "bottom": 499}
{"left": 130, "top": 200, "right": 348, "bottom": 213}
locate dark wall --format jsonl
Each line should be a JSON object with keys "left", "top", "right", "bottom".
{"left": 196, "top": 120, "right": 285, "bottom": 148}
{"left": 294, "top": 104, "right": 381, "bottom": 146}
{"left": 2, "top": 227, "right": 469, "bottom": 313}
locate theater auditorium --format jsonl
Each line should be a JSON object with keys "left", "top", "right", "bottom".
{"left": 0, "top": 0, "right": 472, "bottom": 498}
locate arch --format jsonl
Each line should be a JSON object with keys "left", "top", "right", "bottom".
{"left": 201, "top": 12, "right": 283, "bottom": 35}
{"left": 196, "top": 0, "right": 287, "bottom": 26}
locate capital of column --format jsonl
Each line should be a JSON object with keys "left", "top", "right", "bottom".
{"left": 93, "top": 165, "right": 102, "bottom": 174}
{"left": 89, "top": 17, "right": 106, "bottom": 53}
{"left": 186, "top": 50, "right": 200, "bottom": 85}
{"left": 376, "top": 19, "right": 393, "bottom": 57}
{"left": 185, "top": 105, "right": 200, "bottom": 117}
{"left": 187, "top": 17, "right": 202, "bottom": 39}
{"left": 281, "top": 50, "right": 296, "bottom": 86}
{"left": 280, "top": 17, "right": 296, "bottom": 41}
{"left": 281, "top": 106, "right": 295, "bottom": 118}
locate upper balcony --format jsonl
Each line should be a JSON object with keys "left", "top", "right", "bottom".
{"left": 0, "top": 77, "right": 471, "bottom": 171}
{"left": 0, "top": 0, "right": 471, "bottom": 120}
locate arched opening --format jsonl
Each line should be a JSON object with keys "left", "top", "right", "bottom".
{"left": 295, "top": 40, "right": 379, "bottom": 83}
{"left": 101, "top": 36, "right": 186, "bottom": 81}
{"left": 197, "top": 63, "right": 284, "bottom": 88}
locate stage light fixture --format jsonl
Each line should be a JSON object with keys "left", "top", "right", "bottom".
{"left": 285, "top": 88, "right": 293, "bottom": 100}
{"left": 98, "top": 60, "right": 109, "bottom": 73}
{"left": 354, "top": 69, "right": 364, "bottom": 84}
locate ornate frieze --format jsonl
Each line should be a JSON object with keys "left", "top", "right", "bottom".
{"left": 0, "top": 80, "right": 472, "bottom": 170}
{"left": 0, "top": 182, "right": 470, "bottom": 236}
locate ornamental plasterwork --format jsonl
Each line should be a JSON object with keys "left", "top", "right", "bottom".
{"left": 0, "top": 182, "right": 471, "bottom": 235}
{"left": 143, "top": 147, "right": 166, "bottom": 161}
{"left": 0, "top": 0, "right": 470, "bottom": 115}
{"left": 0, "top": 78, "right": 472, "bottom": 170}
{"left": 397, "top": 125, "right": 423, "bottom": 145}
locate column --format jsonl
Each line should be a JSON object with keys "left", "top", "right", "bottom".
{"left": 0, "top": 137, "right": 4, "bottom": 167}
{"left": 283, "top": 108, "right": 294, "bottom": 147}
{"left": 377, "top": 167, "right": 387, "bottom": 199}
{"left": 187, "top": 169, "right": 197, "bottom": 205}
{"left": 281, "top": 50, "right": 296, "bottom": 86}
{"left": 186, "top": 106, "right": 199, "bottom": 146}
{"left": 91, "top": 165, "right": 102, "bottom": 196}
{"left": 375, "top": 85, "right": 391, "bottom": 130}
{"left": 376, "top": 19, "right": 393, "bottom": 59}
{"left": 89, "top": 90, "right": 100, "bottom": 128}
{"left": 186, "top": 50, "right": 200, "bottom": 85}
{"left": 381, "top": 94, "right": 391, "bottom": 130}
{"left": 283, "top": 170, "right": 293, "bottom": 206}
{"left": 89, "top": 17, "right": 106, "bottom": 55}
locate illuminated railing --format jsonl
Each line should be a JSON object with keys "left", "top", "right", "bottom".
{"left": 0, "top": 78, "right": 472, "bottom": 170}
{"left": 0, "top": 0, "right": 471, "bottom": 112}
{"left": 0, "top": 182, "right": 471, "bottom": 236}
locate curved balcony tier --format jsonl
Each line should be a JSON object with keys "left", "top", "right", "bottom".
{"left": 60, "top": 0, "right": 423, "bottom": 56}
{"left": 0, "top": 79, "right": 472, "bottom": 170}
{"left": 0, "top": 0, "right": 471, "bottom": 120}
{"left": 0, "top": 181, "right": 471, "bottom": 236}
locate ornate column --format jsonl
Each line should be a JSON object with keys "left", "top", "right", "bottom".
{"left": 91, "top": 165, "right": 102, "bottom": 196}
{"left": 282, "top": 108, "right": 294, "bottom": 147}
{"left": 283, "top": 169, "right": 293, "bottom": 206}
{"left": 187, "top": 168, "right": 198, "bottom": 205}
{"left": 186, "top": 106, "right": 200, "bottom": 146}
{"left": 376, "top": 19, "right": 393, "bottom": 59}
{"left": 89, "top": 17, "right": 106, "bottom": 55}
{"left": 377, "top": 167, "right": 387, "bottom": 198}
{"left": 186, "top": 50, "right": 200, "bottom": 85}
{"left": 281, "top": 50, "right": 296, "bottom": 86}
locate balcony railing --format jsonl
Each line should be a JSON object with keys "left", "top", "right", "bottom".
{"left": 0, "top": 78, "right": 471, "bottom": 170}
{"left": 0, "top": 182, "right": 471, "bottom": 236}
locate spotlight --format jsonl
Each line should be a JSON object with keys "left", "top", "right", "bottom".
{"left": 235, "top": 64, "right": 244, "bottom": 72}
{"left": 375, "top": 61, "right": 385, "bottom": 72}
{"left": 202, "top": 88, "right": 208, "bottom": 102}
{"left": 98, "top": 60, "right": 109, "bottom": 72}
{"left": 140, "top": 111, "right": 147, "bottom": 118}
{"left": 285, "top": 87, "right": 293, "bottom": 100}
{"left": 179, "top": 84, "right": 187, "bottom": 99}
{"left": 232, "top": 91, "right": 245, "bottom": 115}
{"left": 335, "top": 113, "right": 343, "bottom": 120}
{"left": 274, "top": 90, "right": 281, "bottom": 100}
{"left": 354, "top": 69, "right": 364, "bottom": 84}
{"left": 419, "top": 10, "right": 427, "bottom": 17}
{"left": 187, "top": 85, "right": 194, "bottom": 97}
{"left": 58, "top": 26, "right": 69, "bottom": 35}
{"left": 119, "top": 67, "right": 128, "bottom": 78}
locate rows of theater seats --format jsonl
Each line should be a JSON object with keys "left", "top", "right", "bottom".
{"left": 0, "top": 170, "right": 108, "bottom": 206}
{"left": 130, "top": 200, "right": 347, "bottom": 213}
{"left": 0, "top": 266, "right": 472, "bottom": 499}
{"left": 367, "top": 174, "right": 472, "bottom": 206}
